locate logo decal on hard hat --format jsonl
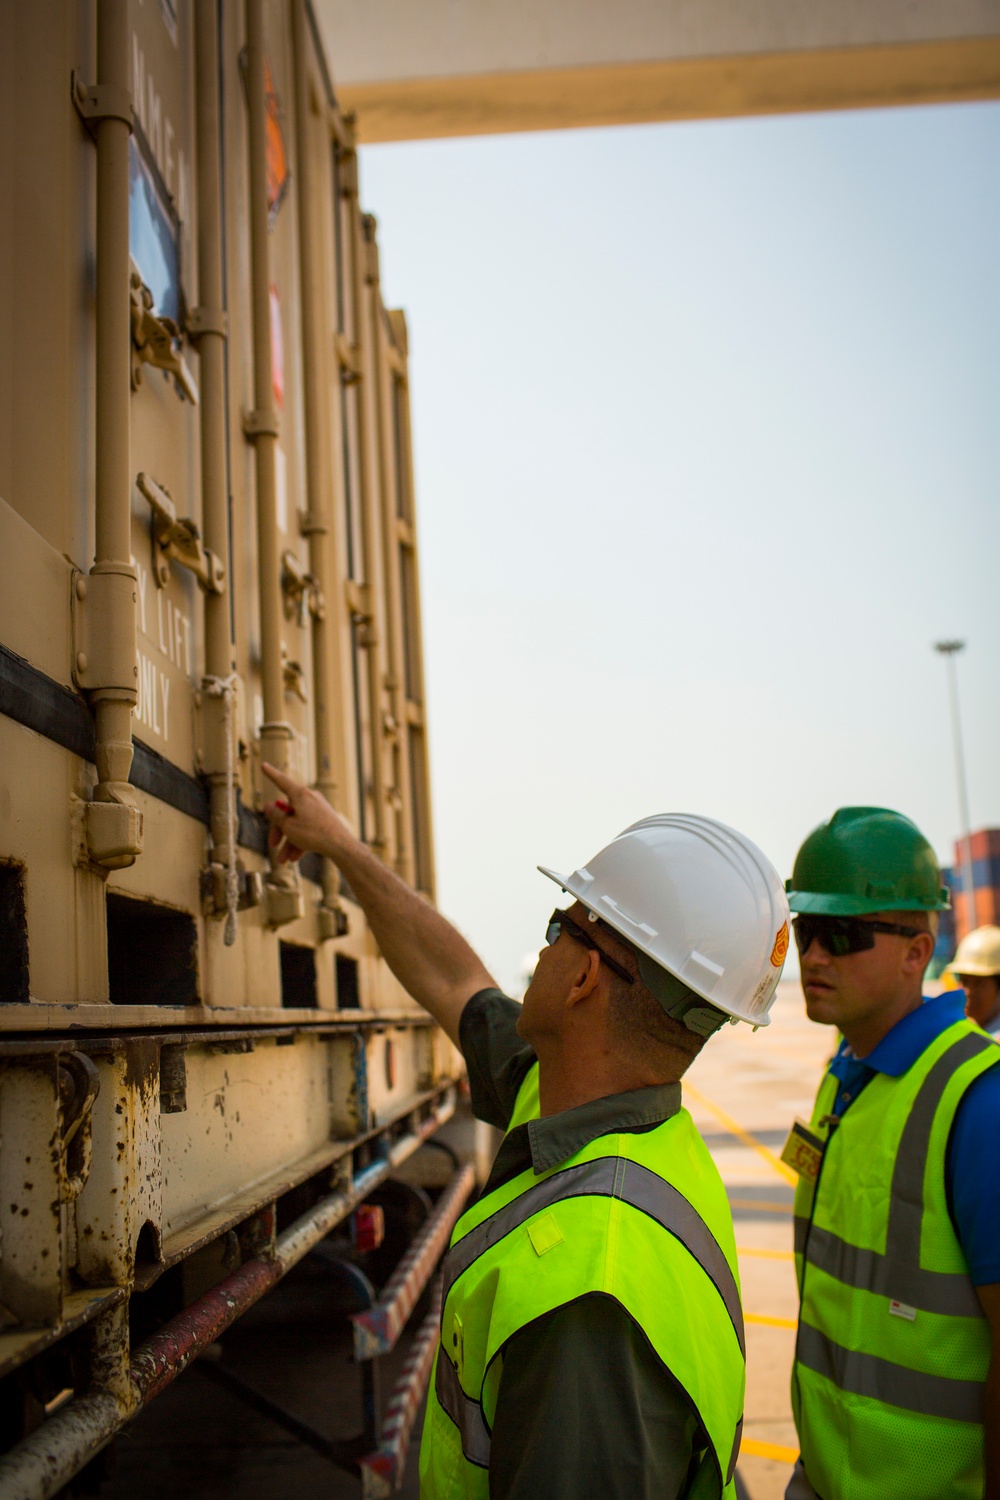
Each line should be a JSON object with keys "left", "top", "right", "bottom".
{"left": 770, "top": 922, "right": 789, "bottom": 967}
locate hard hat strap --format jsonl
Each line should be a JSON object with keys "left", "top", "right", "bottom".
{"left": 636, "top": 952, "right": 729, "bottom": 1037}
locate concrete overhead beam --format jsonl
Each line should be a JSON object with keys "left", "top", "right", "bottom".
{"left": 313, "top": 0, "right": 1000, "bottom": 142}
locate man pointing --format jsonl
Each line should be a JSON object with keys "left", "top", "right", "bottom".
{"left": 263, "top": 766, "right": 790, "bottom": 1499}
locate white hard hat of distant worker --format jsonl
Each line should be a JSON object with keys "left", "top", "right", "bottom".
{"left": 947, "top": 924, "right": 1000, "bottom": 978}
{"left": 540, "top": 813, "right": 790, "bottom": 1035}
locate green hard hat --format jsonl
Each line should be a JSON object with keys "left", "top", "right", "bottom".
{"left": 787, "top": 807, "right": 950, "bottom": 915}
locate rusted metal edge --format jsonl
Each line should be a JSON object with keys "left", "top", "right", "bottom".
{"left": 0, "top": 1013, "right": 439, "bottom": 1051}
{"left": 135, "top": 1085, "right": 456, "bottom": 1291}
{"left": 0, "top": 1156, "right": 400, "bottom": 1497}
{"left": 0, "top": 1288, "right": 126, "bottom": 1382}
{"left": 358, "top": 1287, "right": 443, "bottom": 1499}
{"left": 352, "top": 1162, "right": 474, "bottom": 1360}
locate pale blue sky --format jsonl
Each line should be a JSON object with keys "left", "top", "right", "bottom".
{"left": 360, "top": 103, "right": 1000, "bottom": 993}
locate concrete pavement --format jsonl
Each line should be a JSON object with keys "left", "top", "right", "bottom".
{"left": 685, "top": 980, "right": 833, "bottom": 1500}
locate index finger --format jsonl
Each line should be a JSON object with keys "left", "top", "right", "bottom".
{"left": 261, "top": 762, "right": 303, "bottom": 798}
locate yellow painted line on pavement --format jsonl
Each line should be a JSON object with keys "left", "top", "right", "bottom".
{"left": 738, "top": 1246, "right": 795, "bottom": 1261}
{"left": 745, "top": 1312, "right": 798, "bottom": 1329}
{"left": 684, "top": 1081, "right": 798, "bottom": 1186}
{"left": 741, "top": 1437, "right": 800, "bottom": 1463}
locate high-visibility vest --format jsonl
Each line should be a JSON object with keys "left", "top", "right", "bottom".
{"left": 419, "top": 1063, "right": 746, "bottom": 1499}
{"left": 792, "top": 1018, "right": 1000, "bottom": 1500}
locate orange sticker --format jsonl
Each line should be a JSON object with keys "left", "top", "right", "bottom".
{"left": 770, "top": 921, "right": 789, "bottom": 967}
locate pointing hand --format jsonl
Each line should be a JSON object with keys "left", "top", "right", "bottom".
{"left": 261, "top": 763, "right": 355, "bottom": 865}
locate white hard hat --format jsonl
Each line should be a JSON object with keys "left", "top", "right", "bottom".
{"left": 947, "top": 925, "right": 1000, "bottom": 978}
{"left": 539, "top": 813, "right": 790, "bottom": 1031}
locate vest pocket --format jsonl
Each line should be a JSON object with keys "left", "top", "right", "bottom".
{"left": 527, "top": 1211, "right": 564, "bottom": 1256}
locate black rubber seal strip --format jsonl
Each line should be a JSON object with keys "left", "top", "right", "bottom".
{"left": 0, "top": 641, "right": 95, "bottom": 760}
{"left": 0, "top": 642, "right": 323, "bottom": 883}
{"left": 132, "top": 737, "right": 209, "bottom": 822}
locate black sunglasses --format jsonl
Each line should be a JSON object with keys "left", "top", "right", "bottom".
{"left": 793, "top": 914, "right": 923, "bottom": 958}
{"left": 545, "top": 909, "right": 635, "bottom": 985}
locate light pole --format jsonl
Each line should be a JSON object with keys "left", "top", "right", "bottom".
{"left": 934, "top": 640, "right": 975, "bottom": 935}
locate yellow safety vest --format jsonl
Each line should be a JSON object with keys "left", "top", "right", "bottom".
{"left": 792, "top": 1019, "right": 999, "bottom": 1500}
{"left": 420, "top": 1063, "right": 746, "bottom": 1498}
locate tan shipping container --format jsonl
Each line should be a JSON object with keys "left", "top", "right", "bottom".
{"left": 0, "top": 2, "right": 462, "bottom": 1489}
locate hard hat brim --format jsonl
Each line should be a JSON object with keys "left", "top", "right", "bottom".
{"left": 788, "top": 892, "right": 949, "bottom": 915}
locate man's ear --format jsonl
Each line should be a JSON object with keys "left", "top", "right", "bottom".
{"left": 565, "top": 949, "right": 602, "bottom": 1010}
{"left": 903, "top": 930, "right": 935, "bottom": 975}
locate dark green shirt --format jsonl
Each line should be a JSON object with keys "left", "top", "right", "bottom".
{"left": 458, "top": 989, "right": 723, "bottom": 1500}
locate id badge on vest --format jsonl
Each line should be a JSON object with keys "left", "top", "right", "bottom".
{"left": 781, "top": 1118, "right": 830, "bottom": 1182}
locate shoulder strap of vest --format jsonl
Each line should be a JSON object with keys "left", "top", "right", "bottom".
{"left": 887, "top": 1025, "right": 998, "bottom": 1264}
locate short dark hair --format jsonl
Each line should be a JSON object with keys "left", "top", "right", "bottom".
{"left": 590, "top": 918, "right": 706, "bottom": 1074}
{"left": 608, "top": 972, "right": 706, "bottom": 1071}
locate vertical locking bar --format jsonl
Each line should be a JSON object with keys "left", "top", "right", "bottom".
{"left": 194, "top": 0, "right": 240, "bottom": 944}
{"left": 342, "top": 163, "right": 390, "bottom": 858}
{"left": 370, "top": 302, "right": 415, "bottom": 886}
{"left": 291, "top": 0, "right": 352, "bottom": 932}
{"left": 87, "top": 0, "right": 142, "bottom": 869}
{"left": 245, "top": 0, "right": 301, "bottom": 925}
{"left": 387, "top": 328, "right": 437, "bottom": 901}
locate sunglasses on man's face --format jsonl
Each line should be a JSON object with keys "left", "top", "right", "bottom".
{"left": 792, "top": 914, "right": 923, "bottom": 958}
{"left": 544, "top": 909, "right": 635, "bottom": 985}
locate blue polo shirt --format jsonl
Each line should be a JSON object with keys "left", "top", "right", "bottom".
{"left": 828, "top": 993, "right": 1000, "bottom": 1286}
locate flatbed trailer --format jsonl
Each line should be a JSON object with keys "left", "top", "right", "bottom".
{"left": 0, "top": 2, "right": 464, "bottom": 1492}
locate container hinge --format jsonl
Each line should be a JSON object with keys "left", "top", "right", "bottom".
{"left": 71, "top": 566, "right": 139, "bottom": 696}
{"left": 243, "top": 408, "right": 281, "bottom": 440}
{"left": 361, "top": 216, "right": 380, "bottom": 285}
{"left": 282, "top": 653, "right": 309, "bottom": 704}
{"left": 328, "top": 107, "right": 355, "bottom": 153}
{"left": 201, "top": 861, "right": 264, "bottom": 919}
{"left": 138, "top": 472, "right": 226, "bottom": 594}
{"left": 344, "top": 579, "right": 372, "bottom": 621}
{"left": 71, "top": 71, "right": 133, "bottom": 132}
{"left": 344, "top": 580, "right": 378, "bottom": 646}
{"left": 281, "top": 550, "right": 326, "bottom": 626}
{"left": 130, "top": 272, "right": 199, "bottom": 404}
{"left": 317, "top": 901, "right": 350, "bottom": 941}
{"left": 338, "top": 143, "right": 359, "bottom": 196}
{"left": 334, "top": 333, "right": 361, "bottom": 383}
{"left": 264, "top": 865, "right": 304, "bottom": 928}
{"left": 187, "top": 306, "right": 229, "bottom": 341}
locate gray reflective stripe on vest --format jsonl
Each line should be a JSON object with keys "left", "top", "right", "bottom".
{"left": 442, "top": 1155, "right": 745, "bottom": 1356}
{"left": 802, "top": 1031, "right": 996, "bottom": 1316}
{"left": 435, "top": 1351, "right": 492, "bottom": 1468}
{"left": 727, "top": 1416, "right": 743, "bottom": 1485}
{"left": 888, "top": 1031, "right": 996, "bottom": 1261}
{"left": 796, "top": 1322, "right": 985, "bottom": 1423}
{"left": 804, "top": 1224, "right": 982, "bottom": 1317}
{"left": 794, "top": 1215, "right": 809, "bottom": 1256}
